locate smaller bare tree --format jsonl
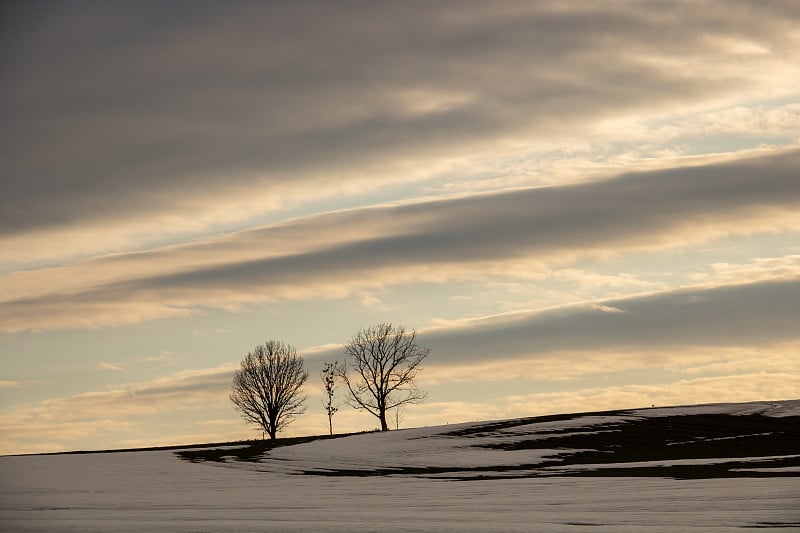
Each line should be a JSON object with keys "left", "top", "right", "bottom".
{"left": 321, "top": 361, "right": 339, "bottom": 436}
{"left": 337, "top": 323, "right": 429, "bottom": 431}
{"left": 393, "top": 405, "right": 404, "bottom": 430}
{"left": 230, "top": 341, "right": 308, "bottom": 440}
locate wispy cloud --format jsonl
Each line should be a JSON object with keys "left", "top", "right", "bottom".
{"left": 1, "top": 149, "right": 798, "bottom": 332}
{"left": 690, "top": 255, "right": 800, "bottom": 284}
{"left": 298, "top": 277, "right": 800, "bottom": 383}
{"left": 0, "top": 365, "right": 237, "bottom": 454}
{"left": 0, "top": 395, "right": 338, "bottom": 453}
{"left": 98, "top": 361, "right": 126, "bottom": 372}
{"left": 419, "top": 278, "right": 800, "bottom": 365}
{"left": 2, "top": 2, "right": 798, "bottom": 264}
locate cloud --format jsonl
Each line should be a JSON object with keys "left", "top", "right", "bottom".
{"left": 0, "top": 360, "right": 274, "bottom": 454}
{"left": 98, "top": 361, "right": 126, "bottom": 372}
{"left": 691, "top": 255, "right": 800, "bottom": 284}
{"left": 419, "top": 277, "right": 800, "bottom": 366}
{"left": 422, "top": 343, "right": 800, "bottom": 385}
{"left": 296, "top": 276, "right": 800, "bottom": 382}
{"left": 2, "top": 2, "right": 799, "bottom": 263}
{"left": 1, "top": 149, "right": 798, "bottom": 332}
{"left": 0, "top": 365, "right": 237, "bottom": 454}
{"left": 592, "top": 304, "right": 626, "bottom": 314}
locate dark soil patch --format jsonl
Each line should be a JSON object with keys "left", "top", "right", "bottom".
{"left": 175, "top": 432, "right": 366, "bottom": 463}
{"left": 483, "top": 413, "right": 799, "bottom": 461}
{"left": 306, "top": 413, "right": 800, "bottom": 480}
{"left": 440, "top": 410, "right": 621, "bottom": 438}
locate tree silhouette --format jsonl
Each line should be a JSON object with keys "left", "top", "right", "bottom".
{"left": 338, "top": 323, "right": 429, "bottom": 431}
{"left": 230, "top": 341, "right": 308, "bottom": 440}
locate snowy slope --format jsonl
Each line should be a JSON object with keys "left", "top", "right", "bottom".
{"left": 216, "top": 400, "right": 800, "bottom": 479}
{"left": 1, "top": 400, "right": 798, "bottom": 532}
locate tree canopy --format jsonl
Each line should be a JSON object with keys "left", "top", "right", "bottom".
{"left": 338, "top": 323, "right": 429, "bottom": 431}
{"left": 230, "top": 341, "right": 308, "bottom": 440}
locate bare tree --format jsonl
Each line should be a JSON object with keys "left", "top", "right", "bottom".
{"left": 230, "top": 341, "right": 308, "bottom": 440}
{"left": 337, "top": 323, "right": 429, "bottom": 431}
{"left": 321, "top": 361, "right": 339, "bottom": 436}
{"left": 393, "top": 405, "right": 404, "bottom": 430}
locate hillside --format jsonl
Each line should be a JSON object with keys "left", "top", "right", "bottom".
{"left": 179, "top": 400, "right": 800, "bottom": 480}
{"left": 2, "top": 400, "right": 798, "bottom": 531}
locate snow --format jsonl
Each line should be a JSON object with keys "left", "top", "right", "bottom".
{"left": 2, "top": 451, "right": 797, "bottom": 532}
{"left": 240, "top": 425, "right": 555, "bottom": 474}
{"left": 1, "top": 400, "right": 798, "bottom": 532}
{"left": 626, "top": 399, "right": 800, "bottom": 418}
{"left": 226, "top": 414, "right": 641, "bottom": 476}
{"left": 731, "top": 467, "right": 800, "bottom": 473}
{"left": 541, "top": 455, "right": 800, "bottom": 472}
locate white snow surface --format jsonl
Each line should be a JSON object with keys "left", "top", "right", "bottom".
{"left": 1, "top": 400, "right": 798, "bottom": 532}
{"left": 626, "top": 399, "right": 800, "bottom": 418}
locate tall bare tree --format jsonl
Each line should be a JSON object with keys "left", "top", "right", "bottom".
{"left": 321, "top": 361, "right": 339, "bottom": 436}
{"left": 230, "top": 341, "right": 308, "bottom": 440}
{"left": 338, "top": 323, "right": 429, "bottom": 431}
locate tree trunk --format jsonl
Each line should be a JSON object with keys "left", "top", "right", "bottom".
{"left": 268, "top": 427, "right": 277, "bottom": 440}
{"left": 379, "top": 410, "right": 389, "bottom": 431}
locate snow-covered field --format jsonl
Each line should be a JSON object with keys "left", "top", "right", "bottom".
{"left": 2, "top": 401, "right": 798, "bottom": 532}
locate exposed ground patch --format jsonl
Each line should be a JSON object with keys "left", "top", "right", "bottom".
{"left": 176, "top": 432, "right": 367, "bottom": 463}
{"left": 305, "top": 412, "right": 800, "bottom": 480}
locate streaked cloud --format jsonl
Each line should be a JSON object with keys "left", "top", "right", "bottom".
{"left": 420, "top": 278, "right": 800, "bottom": 365}
{"left": 3, "top": 2, "right": 798, "bottom": 264}
{"left": 690, "top": 255, "right": 800, "bottom": 284}
{"left": 423, "top": 343, "right": 800, "bottom": 386}
{"left": 2, "top": 149, "right": 798, "bottom": 332}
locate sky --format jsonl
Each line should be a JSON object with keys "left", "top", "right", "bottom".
{"left": 1, "top": 1, "right": 799, "bottom": 455}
